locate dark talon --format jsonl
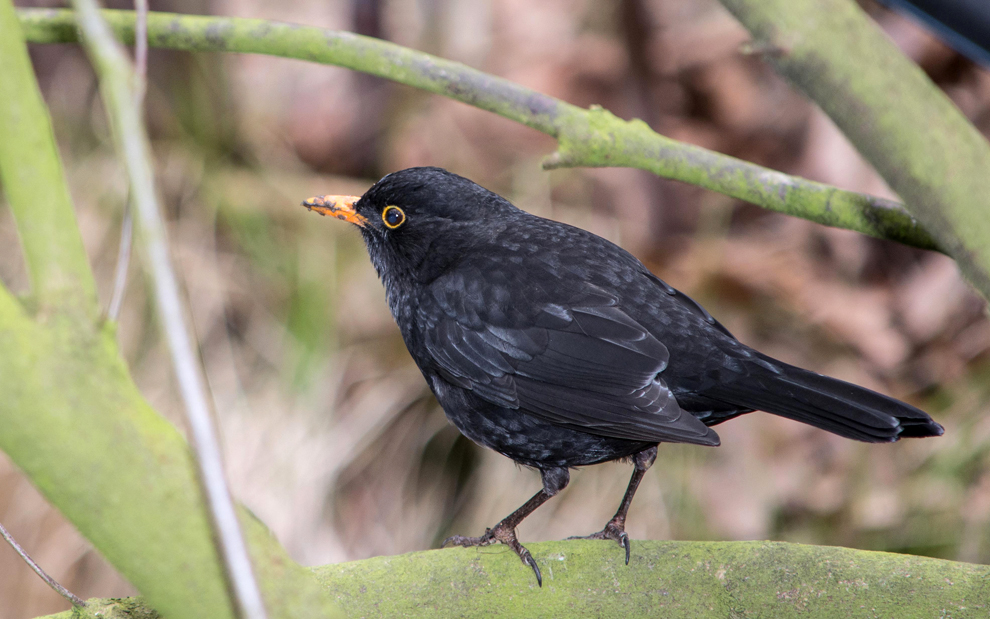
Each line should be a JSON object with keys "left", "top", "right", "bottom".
{"left": 522, "top": 551, "right": 542, "bottom": 587}
{"left": 567, "top": 519, "right": 632, "bottom": 565}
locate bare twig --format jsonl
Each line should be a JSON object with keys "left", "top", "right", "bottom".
{"left": 107, "top": 199, "right": 133, "bottom": 320}
{"left": 17, "top": 8, "right": 939, "bottom": 254}
{"left": 106, "top": 0, "right": 144, "bottom": 322}
{"left": 133, "top": 0, "right": 147, "bottom": 97}
{"left": 69, "top": 1, "right": 268, "bottom": 618}
{"left": 0, "top": 520, "right": 86, "bottom": 607}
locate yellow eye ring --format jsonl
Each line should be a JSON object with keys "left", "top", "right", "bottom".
{"left": 382, "top": 205, "right": 406, "bottom": 229}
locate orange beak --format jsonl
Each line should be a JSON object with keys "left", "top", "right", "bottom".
{"left": 302, "top": 194, "right": 367, "bottom": 227}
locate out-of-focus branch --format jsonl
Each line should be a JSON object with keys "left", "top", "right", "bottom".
{"left": 0, "top": 3, "right": 98, "bottom": 317}
{"left": 0, "top": 520, "right": 86, "bottom": 608}
{"left": 0, "top": 285, "right": 340, "bottom": 619}
{"left": 718, "top": 0, "right": 990, "bottom": 299}
{"left": 69, "top": 1, "right": 267, "bottom": 618}
{"left": 0, "top": 25, "right": 340, "bottom": 607}
{"left": 34, "top": 540, "right": 990, "bottom": 619}
{"left": 105, "top": 0, "right": 145, "bottom": 322}
{"left": 17, "top": 8, "right": 939, "bottom": 253}
{"left": 0, "top": 2, "right": 335, "bottom": 615}
{"left": 106, "top": 199, "right": 132, "bottom": 320}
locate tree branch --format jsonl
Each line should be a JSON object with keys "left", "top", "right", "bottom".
{"left": 0, "top": 2, "right": 340, "bottom": 615}
{"left": 718, "top": 0, "right": 990, "bottom": 299}
{"left": 0, "top": 282, "right": 340, "bottom": 619}
{"left": 16, "top": 8, "right": 939, "bottom": 253}
{"left": 34, "top": 541, "right": 990, "bottom": 618}
{"left": 0, "top": 2, "right": 98, "bottom": 316}
{"left": 69, "top": 0, "right": 268, "bottom": 617}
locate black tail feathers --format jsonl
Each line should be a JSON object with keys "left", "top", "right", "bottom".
{"left": 706, "top": 355, "right": 943, "bottom": 443}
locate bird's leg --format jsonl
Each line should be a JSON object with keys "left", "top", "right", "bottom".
{"left": 567, "top": 445, "right": 658, "bottom": 565}
{"left": 442, "top": 467, "right": 569, "bottom": 587}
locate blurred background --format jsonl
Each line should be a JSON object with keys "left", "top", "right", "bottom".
{"left": 3, "top": 0, "right": 990, "bottom": 616}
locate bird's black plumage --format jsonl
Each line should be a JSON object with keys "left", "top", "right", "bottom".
{"left": 304, "top": 166, "right": 943, "bottom": 585}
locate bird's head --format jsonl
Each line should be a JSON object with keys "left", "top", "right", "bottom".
{"left": 303, "top": 167, "right": 518, "bottom": 284}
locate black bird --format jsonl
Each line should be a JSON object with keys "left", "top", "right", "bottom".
{"left": 303, "top": 167, "right": 943, "bottom": 586}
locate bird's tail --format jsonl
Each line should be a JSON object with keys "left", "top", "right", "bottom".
{"left": 705, "top": 354, "right": 943, "bottom": 443}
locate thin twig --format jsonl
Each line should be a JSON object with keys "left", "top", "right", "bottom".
{"left": 69, "top": 2, "right": 268, "bottom": 618}
{"left": 0, "top": 520, "right": 86, "bottom": 607}
{"left": 106, "top": 0, "right": 145, "bottom": 321}
{"left": 133, "top": 0, "right": 146, "bottom": 99}
{"left": 107, "top": 197, "right": 133, "bottom": 320}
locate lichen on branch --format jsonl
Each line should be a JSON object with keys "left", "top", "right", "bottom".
{"left": 17, "top": 8, "right": 939, "bottom": 253}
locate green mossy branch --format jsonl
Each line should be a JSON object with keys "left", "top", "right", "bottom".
{"left": 36, "top": 541, "right": 990, "bottom": 619}
{"left": 0, "top": 1, "right": 339, "bottom": 615}
{"left": 0, "top": 282, "right": 339, "bottom": 619}
{"left": 719, "top": 0, "right": 990, "bottom": 298}
{"left": 69, "top": 1, "right": 271, "bottom": 616}
{"left": 0, "top": 287, "right": 232, "bottom": 619}
{"left": 17, "top": 8, "right": 939, "bottom": 253}
{"left": 0, "top": 2, "right": 98, "bottom": 316}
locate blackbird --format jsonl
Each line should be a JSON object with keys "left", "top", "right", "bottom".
{"left": 303, "top": 166, "right": 943, "bottom": 586}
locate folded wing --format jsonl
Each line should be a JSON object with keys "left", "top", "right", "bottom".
{"left": 424, "top": 294, "right": 719, "bottom": 447}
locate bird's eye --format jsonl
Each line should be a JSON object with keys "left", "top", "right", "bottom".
{"left": 382, "top": 205, "right": 405, "bottom": 229}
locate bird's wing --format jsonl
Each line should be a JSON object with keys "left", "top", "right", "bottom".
{"left": 423, "top": 288, "right": 719, "bottom": 446}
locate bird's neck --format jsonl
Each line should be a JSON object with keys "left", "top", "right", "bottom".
{"left": 362, "top": 235, "right": 423, "bottom": 330}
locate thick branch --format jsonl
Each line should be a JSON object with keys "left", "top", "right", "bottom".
{"left": 0, "top": 2, "right": 98, "bottom": 316}
{"left": 35, "top": 541, "right": 990, "bottom": 618}
{"left": 0, "top": 288, "right": 340, "bottom": 619}
{"left": 0, "top": 6, "right": 339, "bottom": 614}
{"left": 17, "top": 8, "right": 938, "bottom": 252}
{"left": 718, "top": 0, "right": 990, "bottom": 298}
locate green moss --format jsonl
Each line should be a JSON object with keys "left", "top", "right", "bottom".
{"left": 36, "top": 541, "right": 990, "bottom": 618}
{"left": 311, "top": 541, "right": 990, "bottom": 618}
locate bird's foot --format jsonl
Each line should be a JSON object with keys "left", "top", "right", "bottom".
{"left": 567, "top": 518, "right": 631, "bottom": 565}
{"left": 442, "top": 522, "right": 543, "bottom": 586}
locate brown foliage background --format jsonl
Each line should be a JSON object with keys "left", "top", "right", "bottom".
{"left": 2, "top": 0, "right": 990, "bottom": 617}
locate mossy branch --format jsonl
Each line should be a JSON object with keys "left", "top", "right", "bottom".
{"left": 17, "top": 8, "right": 938, "bottom": 253}
{"left": 0, "top": 266, "right": 340, "bottom": 619}
{"left": 0, "top": 1, "right": 339, "bottom": 615}
{"left": 36, "top": 541, "right": 990, "bottom": 618}
{"left": 0, "top": 3, "right": 98, "bottom": 316}
{"left": 69, "top": 1, "right": 269, "bottom": 616}
{"left": 718, "top": 0, "right": 990, "bottom": 298}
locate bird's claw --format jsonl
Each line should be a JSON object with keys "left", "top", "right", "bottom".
{"left": 442, "top": 523, "right": 543, "bottom": 586}
{"left": 619, "top": 531, "right": 630, "bottom": 565}
{"left": 520, "top": 547, "right": 542, "bottom": 587}
{"left": 567, "top": 520, "right": 632, "bottom": 564}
